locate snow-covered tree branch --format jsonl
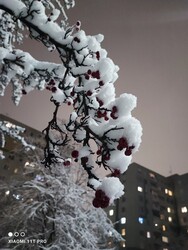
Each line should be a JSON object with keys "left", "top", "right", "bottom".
{"left": 0, "top": 119, "right": 35, "bottom": 159}
{"left": 0, "top": 0, "right": 143, "bottom": 207}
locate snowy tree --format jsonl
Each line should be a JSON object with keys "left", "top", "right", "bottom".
{"left": 0, "top": 0, "right": 143, "bottom": 207}
{"left": 0, "top": 143, "right": 123, "bottom": 250}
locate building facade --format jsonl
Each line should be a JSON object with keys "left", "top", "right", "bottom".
{"left": 0, "top": 114, "right": 45, "bottom": 183}
{"left": 106, "top": 162, "right": 188, "bottom": 250}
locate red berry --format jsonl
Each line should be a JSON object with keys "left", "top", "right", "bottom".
{"left": 87, "top": 69, "right": 92, "bottom": 75}
{"left": 67, "top": 101, "right": 71, "bottom": 106}
{"left": 94, "top": 190, "right": 110, "bottom": 208}
{"left": 85, "top": 74, "right": 90, "bottom": 80}
{"left": 96, "top": 98, "right": 103, "bottom": 106}
{"left": 74, "top": 37, "right": 80, "bottom": 43}
{"left": 97, "top": 110, "right": 103, "bottom": 118}
{"left": 76, "top": 21, "right": 81, "bottom": 26}
{"left": 71, "top": 150, "right": 79, "bottom": 158}
{"left": 110, "top": 112, "right": 118, "bottom": 119}
{"left": 96, "top": 149, "right": 101, "bottom": 155}
{"left": 47, "top": 17, "right": 51, "bottom": 22}
{"left": 81, "top": 157, "right": 88, "bottom": 164}
{"left": 86, "top": 90, "right": 92, "bottom": 96}
{"left": 99, "top": 81, "right": 104, "bottom": 86}
{"left": 111, "top": 169, "right": 120, "bottom": 177}
{"left": 95, "top": 189, "right": 105, "bottom": 199}
{"left": 51, "top": 87, "right": 57, "bottom": 93}
{"left": 22, "top": 89, "right": 27, "bottom": 95}
{"left": 125, "top": 148, "right": 132, "bottom": 156}
{"left": 73, "top": 98, "right": 78, "bottom": 105}
{"left": 112, "top": 106, "right": 118, "bottom": 113}
{"left": 93, "top": 198, "right": 100, "bottom": 208}
{"left": 96, "top": 51, "right": 100, "bottom": 60}
{"left": 91, "top": 70, "right": 100, "bottom": 79}
{"left": 95, "top": 70, "right": 100, "bottom": 79}
{"left": 104, "top": 153, "right": 110, "bottom": 161}
{"left": 49, "top": 79, "right": 55, "bottom": 85}
{"left": 100, "top": 196, "right": 110, "bottom": 208}
{"left": 117, "top": 145, "right": 123, "bottom": 151}
{"left": 118, "top": 137, "right": 128, "bottom": 149}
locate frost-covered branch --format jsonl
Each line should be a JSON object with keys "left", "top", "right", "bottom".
{"left": 0, "top": 47, "right": 68, "bottom": 105}
{"left": 0, "top": 0, "right": 143, "bottom": 207}
{"left": 0, "top": 119, "right": 35, "bottom": 159}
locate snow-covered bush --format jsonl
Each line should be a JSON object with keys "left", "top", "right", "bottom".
{"left": 0, "top": 0, "right": 142, "bottom": 207}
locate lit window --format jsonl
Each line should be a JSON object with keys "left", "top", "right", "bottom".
{"left": 109, "top": 209, "right": 114, "bottom": 216}
{"left": 137, "top": 186, "right": 143, "bottom": 192}
{"left": 168, "top": 190, "right": 173, "bottom": 196}
{"left": 147, "top": 231, "right": 151, "bottom": 238}
{"left": 168, "top": 217, "right": 172, "bottom": 222}
{"left": 181, "top": 207, "right": 188, "bottom": 213}
{"left": 165, "top": 189, "right": 173, "bottom": 196}
{"left": 121, "top": 228, "right": 126, "bottom": 236}
{"left": 121, "top": 217, "right": 126, "bottom": 224}
{"left": 167, "top": 207, "right": 171, "bottom": 213}
{"left": 138, "top": 217, "right": 144, "bottom": 224}
{"left": 154, "top": 223, "right": 158, "bottom": 227}
{"left": 163, "top": 248, "right": 168, "bottom": 250}
{"left": 5, "top": 190, "right": 10, "bottom": 196}
{"left": 162, "top": 225, "right": 166, "bottom": 231}
{"left": 162, "top": 236, "right": 168, "bottom": 243}
{"left": 121, "top": 241, "right": 126, "bottom": 248}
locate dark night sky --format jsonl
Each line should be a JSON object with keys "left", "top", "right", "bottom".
{"left": 1, "top": 0, "right": 188, "bottom": 176}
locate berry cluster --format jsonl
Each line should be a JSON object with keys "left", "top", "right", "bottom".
{"left": 97, "top": 110, "right": 108, "bottom": 120}
{"left": 85, "top": 69, "right": 100, "bottom": 80}
{"left": 22, "top": 89, "right": 27, "bottom": 95}
{"left": 110, "top": 105, "right": 118, "bottom": 119}
{"left": 92, "top": 189, "right": 110, "bottom": 208}
{"left": 75, "top": 21, "right": 81, "bottom": 31}
{"left": 46, "top": 79, "right": 57, "bottom": 93}
{"left": 117, "top": 137, "right": 135, "bottom": 156}
{"left": 73, "top": 37, "right": 80, "bottom": 43}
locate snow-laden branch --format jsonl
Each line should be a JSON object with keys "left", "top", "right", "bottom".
{"left": 0, "top": 119, "right": 35, "bottom": 159}
{"left": 0, "top": 0, "right": 143, "bottom": 207}
{"left": 0, "top": 47, "right": 72, "bottom": 104}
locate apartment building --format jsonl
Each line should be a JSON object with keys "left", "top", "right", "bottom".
{"left": 106, "top": 162, "right": 188, "bottom": 250}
